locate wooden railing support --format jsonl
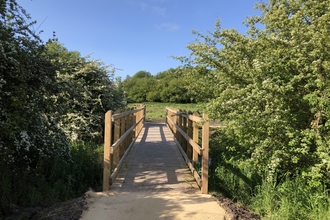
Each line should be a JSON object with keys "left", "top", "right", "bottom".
{"left": 192, "top": 112, "right": 199, "bottom": 164}
{"left": 103, "top": 111, "right": 112, "bottom": 191}
{"left": 165, "top": 107, "right": 209, "bottom": 194}
{"left": 103, "top": 105, "right": 145, "bottom": 191}
{"left": 201, "top": 113, "right": 209, "bottom": 194}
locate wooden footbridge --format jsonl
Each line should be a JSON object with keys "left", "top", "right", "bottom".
{"left": 81, "top": 106, "right": 227, "bottom": 219}
{"left": 103, "top": 105, "right": 210, "bottom": 194}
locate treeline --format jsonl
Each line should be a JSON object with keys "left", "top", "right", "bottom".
{"left": 0, "top": 1, "right": 123, "bottom": 215}
{"left": 117, "top": 68, "right": 213, "bottom": 104}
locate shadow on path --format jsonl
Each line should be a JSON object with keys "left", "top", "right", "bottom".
{"left": 111, "top": 122, "right": 198, "bottom": 193}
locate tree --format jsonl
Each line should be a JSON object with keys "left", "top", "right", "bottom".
{"left": 45, "top": 40, "right": 124, "bottom": 143}
{"left": 132, "top": 70, "right": 152, "bottom": 79}
{"left": 115, "top": 76, "right": 125, "bottom": 97}
{"left": 0, "top": 0, "right": 70, "bottom": 170}
{"left": 180, "top": 66, "right": 217, "bottom": 103}
{"left": 0, "top": 0, "right": 69, "bottom": 213}
{"left": 122, "top": 70, "right": 154, "bottom": 102}
{"left": 0, "top": 1, "right": 124, "bottom": 214}
{"left": 182, "top": 0, "right": 330, "bottom": 185}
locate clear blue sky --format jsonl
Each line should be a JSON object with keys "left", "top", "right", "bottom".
{"left": 17, "top": 0, "right": 263, "bottom": 79}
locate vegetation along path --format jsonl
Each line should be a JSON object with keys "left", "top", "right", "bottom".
{"left": 81, "top": 122, "right": 227, "bottom": 219}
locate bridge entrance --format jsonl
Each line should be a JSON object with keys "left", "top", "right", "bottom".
{"left": 103, "top": 106, "right": 209, "bottom": 194}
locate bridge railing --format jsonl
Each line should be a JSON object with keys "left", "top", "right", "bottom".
{"left": 165, "top": 107, "right": 209, "bottom": 194}
{"left": 103, "top": 105, "right": 146, "bottom": 191}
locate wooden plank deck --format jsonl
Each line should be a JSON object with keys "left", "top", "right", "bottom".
{"left": 111, "top": 122, "right": 200, "bottom": 193}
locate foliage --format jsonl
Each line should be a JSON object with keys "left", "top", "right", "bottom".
{"left": 122, "top": 68, "right": 196, "bottom": 103}
{"left": 178, "top": 0, "right": 330, "bottom": 218}
{"left": 131, "top": 70, "right": 152, "bottom": 79}
{"left": 209, "top": 129, "right": 330, "bottom": 219}
{"left": 180, "top": 0, "right": 330, "bottom": 187}
{"left": 0, "top": 142, "right": 103, "bottom": 217}
{"left": 0, "top": 0, "right": 122, "bottom": 215}
{"left": 0, "top": 1, "right": 69, "bottom": 213}
{"left": 251, "top": 174, "right": 330, "bottom": 220}
{"left": 45, "top": 40, "right": 124, "bottom": 143}
{"left": 208, "top": 129, "right": 260, "bottom": 203}
{"left": 180, "top": 66, "right": 218, "bottom": 102}
{"left": 0, "top": 0, "right": 70, "bottom": 173}
{"left": 115, "top": 76, "right": 125, "bottom": 98}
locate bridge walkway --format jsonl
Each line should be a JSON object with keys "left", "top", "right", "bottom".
{"left": 111, "top": 122, "right": 199, "bottom": 192}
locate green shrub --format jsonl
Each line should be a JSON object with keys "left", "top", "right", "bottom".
{"left": 209, "top": 130, "right": 330, "bottom": 219}
{"left": 0, "top": 142, "right": 103, "bottom": 216}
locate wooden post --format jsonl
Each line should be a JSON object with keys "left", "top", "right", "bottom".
{"left": 103, "top": 110, "right": 112, "bottom": 191}
{"left": 201, "top": 113, "right": 209, "bottom": 194}
{"left": 192, "top": 112, "right": 199, "bottom": 164}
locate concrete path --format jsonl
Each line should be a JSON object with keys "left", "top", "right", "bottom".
{"left": 81, "top": 123, "right": 227, "bottom": 220}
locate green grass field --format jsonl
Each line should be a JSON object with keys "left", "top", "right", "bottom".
{"left": 128, "top": 102, "right": 202, "bottom": 122}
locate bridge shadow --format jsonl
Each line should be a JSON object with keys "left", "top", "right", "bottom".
{"left": 111, "top": 122, "right": 198, "bottom": 193}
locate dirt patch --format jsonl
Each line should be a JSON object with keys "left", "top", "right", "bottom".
{"left": 214, "top": 195, "right": 260, "bottom": 220}
{"left": 4, "top": 193, "right": 89, "bottom": 220}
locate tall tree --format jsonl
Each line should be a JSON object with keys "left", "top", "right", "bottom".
{"left": 45, "top": 40, "right": 124, "bottom": 143}
{"left": 122, "top": 70, "right": 154, "bottom": 102}
{"left": 132, "top": 70, "right": 152, "bottom": 79}
{"left": 182, "top": 0, "right": 330, "bottom": 185}
{"left": 0, "top": 0, "right": 70, "bottom": 170}
{"left": 0, "top": 0, "right": 69, "bottom": 213}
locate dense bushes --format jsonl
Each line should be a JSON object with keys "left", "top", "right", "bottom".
{"left": 0, "top": 0, "right": 122, "bottom": 216}
{"left": 1, "top": 142, "right": 103, "bottom": 216}
{"left": 208, "top": 129, "right": 330, "bottom": 219}
{"left": 183, "top": 0, "right": 330, "bottom": 218}
{"left": 183, "top": 0, "right": 330, "bottom": 187}
{"left": 45, "top": 41, "right": 123, "bottom": 143}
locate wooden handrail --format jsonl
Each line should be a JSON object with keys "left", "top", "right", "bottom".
{"left": 166, "top": 107, "right": 204, "bottom": 123}
{"left": 112, "top": 106, "right": 145, "bottom": 121}
{"left": 103, "top": 105, "right": 146, "bottom": 191}
{"left": 166, "top": 107, "right": 209, "bottom": 194}
{"left": 166, "top": 115, "right": 203, "bottom": 155}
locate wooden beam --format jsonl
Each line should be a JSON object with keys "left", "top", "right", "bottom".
{"left": 166, "top": 107, "right": 203, "bottom": 123}
{"left": 201, "top": 113, "right": 209, "bottom": 194}
{"left": 193, "top": 112, "right": 199, "bottom": 164}
{"left": 112, "top": 107, "right": 145, "bottom": 121}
